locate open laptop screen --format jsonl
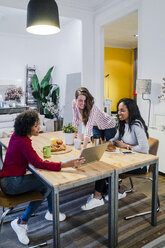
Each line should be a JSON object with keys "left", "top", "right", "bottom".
{"left": 80, "top": 143, "right": 108, "bottom": 165}
{"left": 61, "top": 143, "right": 108, "bottom": 165}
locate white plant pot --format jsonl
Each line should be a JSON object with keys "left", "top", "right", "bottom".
{"left": 65, "top": 133, "right": 74, "bottom": 145}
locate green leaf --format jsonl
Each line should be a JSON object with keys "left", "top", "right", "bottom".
{"left": 52, "top": 90, "right": 57, "bottom": 103}
{"left": 40, "top": 66, "right": 54, "bottom": 88}
{"left": 62, "top": 123, "right": 76, "bottom": 133}
{"left": 44, "top": 85, "right": 53, "bottom": 98}
{"left": 32, "top": 91, "right": 40, "bottom": 100}
{"left": 56, "top": 87, "right": 60, "bottom": 96}
{"left": 32, "top": 75, "right": 40, "bottom": 92}
{"left": 44, "top": 107, "right": 53, "bottom": 119}
{"left": 51, "top": 87, "right": 59, "bottom": 104}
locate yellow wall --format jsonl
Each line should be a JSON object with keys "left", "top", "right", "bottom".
{"left": 104, "top": 47, "right": 134, "bottom": 112}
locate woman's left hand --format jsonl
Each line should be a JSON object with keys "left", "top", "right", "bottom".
{"left": 61, "top": 157, "right": 85, "bottom": 169}
{"left": 114, "top": 140, "right": 126, "bottom": 148}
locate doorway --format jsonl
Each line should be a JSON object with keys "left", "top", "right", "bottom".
{"left": 104, "top": 11, "right": 138, "bottom": 113}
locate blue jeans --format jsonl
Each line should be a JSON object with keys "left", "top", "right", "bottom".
{"left": 93, "top": 126, "right": 117, "bottom": 194}
{"left": 0, "top": 174, "right": 52, "bottom": 222}
{"left": 93, "top": 126, "right": 117, "bottom": 141}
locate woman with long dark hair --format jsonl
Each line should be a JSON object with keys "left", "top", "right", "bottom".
{"left": 0, "top": 110, "right": 84, "bottom": 245}
{"left": 72, "top": 87, "right": 116, "bottom": 148}
{"left": 113, "top": 97, "right": 148, "bottom": 152}
{"left": 81, "top": 98, "right": 149, "bottom": 210}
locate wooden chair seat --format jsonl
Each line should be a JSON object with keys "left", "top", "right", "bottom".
{"left": 0, "top": 188, "right": 43, "bottom": 231}
{"left": 0, "top": 189, "right": 43, "bottom": 208}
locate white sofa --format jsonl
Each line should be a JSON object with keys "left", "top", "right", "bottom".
{"left": 0, "top": 113, "right": 17, "bottom": 138}
{"left": 0, "top": 114, "right": 54, "bottom": 138}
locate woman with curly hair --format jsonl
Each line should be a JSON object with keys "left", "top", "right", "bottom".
{"left": 72, "top": 87, "right": 116, "bottom": 149}
{"left": 0, "top": 110, "right": 84, "bottom": 245}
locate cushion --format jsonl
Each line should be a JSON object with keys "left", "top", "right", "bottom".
{"left": 0, "top": 121, "right": 14, "bottom": 129}
{"left": 0, "top": 189, "right": 43, "bottom": 208}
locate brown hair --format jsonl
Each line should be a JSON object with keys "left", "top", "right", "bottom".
{"left": 75, "top": 87, "right": 94, "bottom": 126}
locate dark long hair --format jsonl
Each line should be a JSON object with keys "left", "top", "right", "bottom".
{"left": 14, "top": 110, "right": 39, "bottom": 136}
{"left": 75, "top": 87, "right": 94, "bottom": 126}
{"left": 117, "top": 98, "right": 148, "bottom": 139}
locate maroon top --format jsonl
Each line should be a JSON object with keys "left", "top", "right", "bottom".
{"left": 0, "top": 133, "right": 61, "bottom": 177}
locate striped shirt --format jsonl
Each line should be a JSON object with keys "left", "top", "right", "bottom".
{"left": 72, "top": 99, "right": 116, "bottom": 139}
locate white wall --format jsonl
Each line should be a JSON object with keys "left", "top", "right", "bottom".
{"left": 138, "top": 0, "right": 165, "bottom": 127}
{"left": 0, "top": 15, "right": 82, "bottom": 114}
{"left": 94, "top": 0, "right": 165, "bottom": 128}
{"left": 0, "top": 3, "right": 96, "bottom": 117}
{"left": 94, "top": 0, "right": 139, "bottom": 109}
{"left": 58, "top": 4, "right": 95, "bottom": 94}
{"left": 48, "top": 19, "right": 82, "bottom": 113}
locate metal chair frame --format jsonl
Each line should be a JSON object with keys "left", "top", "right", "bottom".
{"left": 121, "top": 137, "right": 160, "bottom": 220}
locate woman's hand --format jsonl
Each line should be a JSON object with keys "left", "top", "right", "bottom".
{"left": 61, "top": 157, "right": 85, "bottom": 169}
{"left": 74, "top": 133, "right": 77, "bottom": 138}
{"left": 82, "top": 137, "right": 89, "bottom": 149}
{"left": 114, "top": 140, "right": 126, "bottom": 148}
{"left": 114, "top": 140, "right": 134, "bottom": 150}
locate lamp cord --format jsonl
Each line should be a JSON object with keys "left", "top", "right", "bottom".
{"left": 142, "top": 94, "right": 151, "bottom": 127}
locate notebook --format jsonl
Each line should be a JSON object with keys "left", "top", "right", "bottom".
{"left": 61, "top": 143, "right": 108, "bottom": 165}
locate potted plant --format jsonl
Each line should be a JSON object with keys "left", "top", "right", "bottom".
{"left": 62, "top": 123, "right": 76, "bottom": 145}
{"left": 31, "top": 66, "right": 60, "bottom": 119}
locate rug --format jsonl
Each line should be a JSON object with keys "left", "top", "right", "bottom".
{"left": 0, "top": 183, "right": 164, "bottom": 248}
{"left": 142, "top": 234, "right": 165, "bottom": 248}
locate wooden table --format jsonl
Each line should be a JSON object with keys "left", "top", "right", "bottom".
{"left": 0, "top": 132, "right": 159, "bottom": 247}
{"left": 101, "top": 151, "right": 159, "bottom": 246}
{"left": 0, "top": 132, "right": 115, "bottom": 248}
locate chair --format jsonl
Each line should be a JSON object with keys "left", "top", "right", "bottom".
{"left": 0, "top": 189, "right": 43, "bottom": 231}
{"left": 0, "top": 151, "right": 43, "bottom": 231}
{"left": 119, "top": 137, "right": 160, "bottom": 220}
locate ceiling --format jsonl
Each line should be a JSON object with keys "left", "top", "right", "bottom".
{"left": 56, "top": 0, "right": 113, "bottom": 12}
{"left": 0, "top": 0, "right": 114, "bottom": 12}
{"left": 104, "top": 11, "right": 138, "bottom": 49}
{"left": 0, "top": 0, "right": 138, "bottom": 48}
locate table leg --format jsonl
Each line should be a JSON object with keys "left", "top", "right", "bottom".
{"left": 108, "top": 173, "right": 115, "bottom": 248}
{"left": 151, "top": 161, "right": 158, "bottom": 226}
{"left": 114, "top": 172, "right": 119, "bottom": 246}
{"left": 52, "top": 189, "right": 60, "bottom": 248}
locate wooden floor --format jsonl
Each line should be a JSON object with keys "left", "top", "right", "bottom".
{"left": 0, "top": 172, "right": 165, "bottom": 248}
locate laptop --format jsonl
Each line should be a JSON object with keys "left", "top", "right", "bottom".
{"left": 80, "top": 142, "right": 108, "bottom": 165}
{"left": 61, "top": 143, "right": 108, "bottom": 165}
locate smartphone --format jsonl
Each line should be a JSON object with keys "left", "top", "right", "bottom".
{"left": 122, "top": 151, "right": 133, "bottom": 154}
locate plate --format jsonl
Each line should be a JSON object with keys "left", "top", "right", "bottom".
{"left": 105, "top": 148, "right": 120, "bottom": 154}
{"left": 41, "top": 146, "right": 72, "bottom": 155}
{"left": 51, "top": 146, "right": 72, "bottom": 155}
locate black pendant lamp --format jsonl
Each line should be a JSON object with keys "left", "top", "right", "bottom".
{"left": 26, "top": 0, "right": 60, "bottom": 35}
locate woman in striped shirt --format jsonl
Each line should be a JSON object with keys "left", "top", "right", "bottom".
{"left": 72, "top": 87, "right": 116, "bottom": 149}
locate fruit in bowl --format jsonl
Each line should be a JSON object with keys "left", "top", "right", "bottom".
{"left": 51, "top": 138, "right": 57, "bottom": 145}
{"left": 51, "top": 143, "right": 66, "bottom": 152}
{"left": 56, "top": 139, "right": 63, "bottom": 145}
{"left": 51, "top": 138, "right": 63, "bottom": 145}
